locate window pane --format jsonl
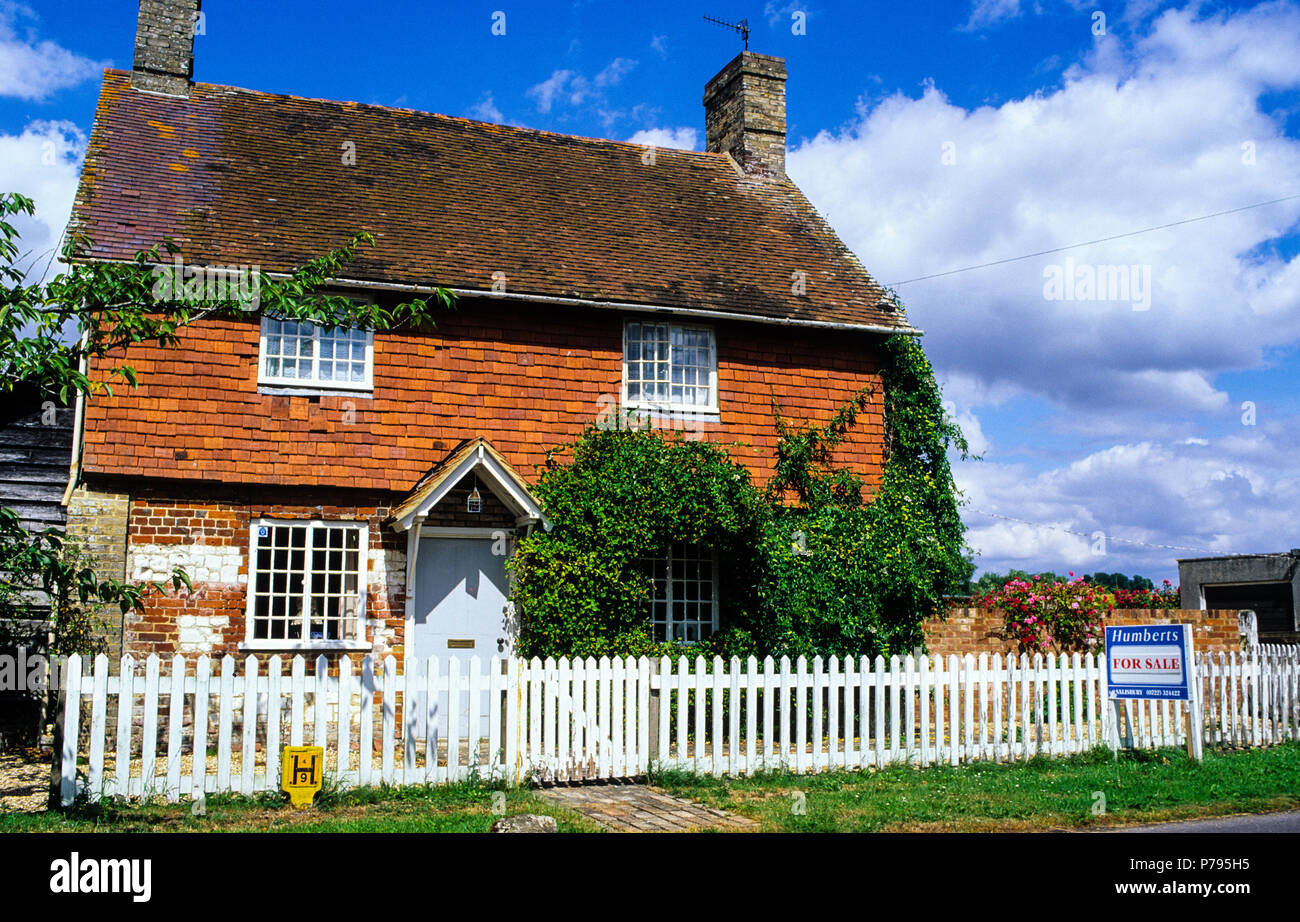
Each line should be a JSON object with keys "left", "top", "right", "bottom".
{"left": 252, "top": 522, "right": 364, "bottom": 644}
{"left": 640, "top": 542, "right": 714, "bottom": 643}
{"left": 262, "top": 318, "right": 369, "bottom": 386}
{"left": 624, "top": 322, "right": 714, "bottom": 411}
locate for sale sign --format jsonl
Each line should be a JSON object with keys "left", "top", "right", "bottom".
{"left": 1105, "top": 624, "right": 1192, "bottom": 700}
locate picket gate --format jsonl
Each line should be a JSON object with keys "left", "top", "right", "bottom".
{"left": 56, "top": 646, "right": 1300, "bottom": 805}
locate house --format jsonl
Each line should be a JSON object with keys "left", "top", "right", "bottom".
{"left": 63, "top": 1, "right": 915, "bottom": 665}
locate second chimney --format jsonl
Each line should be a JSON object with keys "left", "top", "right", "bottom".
{"left": 703, "top": 51, "right": 787, "bottom": 177}
{"left": 132, "top": 0, "right": 201, "bottom": 96}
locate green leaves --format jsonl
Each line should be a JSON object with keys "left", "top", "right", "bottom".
{"left": 1, "top": 188, "right": 457, "bottom": 647}
{"left": 0, "top": 191, "right": 455, "bottom": 648}
{"left": 0, "top": 192, "right": 455, "bottom": 406}
{"left": 511, "top": 428, "right": 768, "bottom": 660}
{"left": 0, "top": 507, "right": 190, "bottom": 655}
{"left": 767, "top": 384, "right": 874, "bottom": 509}
{"left": 513, "top": 327, "right": 970, "bottom": 662}
{"left": 512, "top": 324, "right": 971, "bottom": 661}
{"left": 745, "top": 332, "right": 972, "bottom": 658}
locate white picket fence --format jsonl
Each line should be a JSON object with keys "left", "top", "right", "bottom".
{"left": 57, "top": 646, "right": 1300, "bottom": 805}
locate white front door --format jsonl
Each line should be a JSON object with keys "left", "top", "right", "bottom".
{"left": 411, "top": 535, "right": 512, "bottom": 738}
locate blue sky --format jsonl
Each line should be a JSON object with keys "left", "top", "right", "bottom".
{"left": 5, "top": 0, "right": 1300, "bottom": 585}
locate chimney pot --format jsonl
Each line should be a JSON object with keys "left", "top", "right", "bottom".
{"left": 703, "top": 51, "right": 787, "bottom": 177}
{"left": 132, "top": 0, "right": 201, "bottom": 96}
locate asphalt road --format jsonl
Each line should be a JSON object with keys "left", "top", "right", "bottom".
{"left": 1101, "top": 811, "right": 1300, "bottom": 833}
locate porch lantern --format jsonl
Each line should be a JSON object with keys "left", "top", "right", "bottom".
{"left": 467, "top": 477, "right": 482, "bottom": 514}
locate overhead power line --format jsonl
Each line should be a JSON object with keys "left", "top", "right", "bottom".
{"left": 888, "top": 192, "right": 1300, "bottom": 286}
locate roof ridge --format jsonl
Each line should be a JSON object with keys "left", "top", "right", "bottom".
{"left": 104, "top": 67, "right": 728, "bottom": 162}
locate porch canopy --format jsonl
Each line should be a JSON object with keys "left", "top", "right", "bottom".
{"left": 388, "top": 437, "right": 545, "bottom": 533}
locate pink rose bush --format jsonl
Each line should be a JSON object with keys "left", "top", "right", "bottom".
{"left": 1112, "top": 580, "right": 1181, "bottom": 610}
{"left": 976, "top": 572, "right": 1112, "bottom": 653}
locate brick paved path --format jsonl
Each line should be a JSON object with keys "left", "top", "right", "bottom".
{"left": 536, "top": 782, "right": 758, "bottom": 832}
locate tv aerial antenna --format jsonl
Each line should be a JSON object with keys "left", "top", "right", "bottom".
{"left": 703, "top": 14, "right": 750, "bottom": 51}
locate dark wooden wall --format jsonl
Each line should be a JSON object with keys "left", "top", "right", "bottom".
{"left": 0, "top": 400, "right": 73, "bottom": 532}
{"left": 0, "top": 398, "right": 72, "bottom": 748}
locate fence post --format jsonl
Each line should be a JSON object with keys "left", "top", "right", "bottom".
{"left": 646, "top": 657, "right": 660, "bottom": 767}
{"left": 48, "top": 653, "right": 80, "bottom": 808}
{"left": 47, "top": 685, "right": 66, "bottom": 809}
{"left": 505, "top": 657, "right": 519, "bottom": 787}
{"left": 1187, "top": 653, "right": 1204, "bottom": 763}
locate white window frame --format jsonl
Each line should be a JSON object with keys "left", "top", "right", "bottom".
{"left": 644, "top": 542, "right": 720, "bottom": 645}
{"left": 241, "top": 518, "right": 371, "bottom": 652}
{"left": 621, "top": 319, "right": 719, "bottom": 415}
{"left": 257, "top": 313, "right": 375, "bottom": 392}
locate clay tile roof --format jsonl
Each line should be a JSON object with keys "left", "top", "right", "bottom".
{"left": 70, "top": 70, "right": 910, "bottom": 331}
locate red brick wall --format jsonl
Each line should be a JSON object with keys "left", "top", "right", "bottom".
{"left": 81, "top": 298, "right": 887, "bottom": 495}
{"left": 925, "top": 607, "right": 1247, "bottom": 657}
{"left": 121, "top": 486, "right": 407, "bottom": 662}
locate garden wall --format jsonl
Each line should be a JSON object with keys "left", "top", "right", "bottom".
{"left": 924, "top": 607, "right": 1250, "bottom": 657}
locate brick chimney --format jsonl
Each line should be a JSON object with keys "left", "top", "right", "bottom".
{"left": 132, "top": 0, "right": 201, "bottom": 96}
{"left": 703, "top": 51, "right": 787, "bottom": 177}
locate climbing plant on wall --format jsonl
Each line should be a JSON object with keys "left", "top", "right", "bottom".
{"left": 714, "top": 332, "right": 974, "bottom": 660}
{"left": 511, "top": 322, "right": 973, "bottom": 660}
{"left": 509, "top": 427, "right": 770, "bottom": 659}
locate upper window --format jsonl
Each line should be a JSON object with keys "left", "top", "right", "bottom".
{"left": 644, "top": 542, "right": 718, "bottom": 643}
{"left": 623, "top": 320, "right": 717, "bottom": 412}
{"left": 258, "top": 317, "right": 373, "bottom": 390}
{"left": 247, "top": 521, "right": 367, "bottom": 646}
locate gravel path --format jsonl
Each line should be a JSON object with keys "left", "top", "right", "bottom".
{"left": 0, "top": 749, "right": 51, "bottom": 814}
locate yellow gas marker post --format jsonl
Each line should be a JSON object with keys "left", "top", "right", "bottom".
{"left": 281, "top": 746, "right": 324, "bottom": 808}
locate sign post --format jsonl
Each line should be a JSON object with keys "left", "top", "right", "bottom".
{"left": 1104, "top": 624, "right": 1201, "bottom": 762}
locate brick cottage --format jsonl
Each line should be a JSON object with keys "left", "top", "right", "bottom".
{"left": 64, "top": 2, "right": 913, "bottom": 664}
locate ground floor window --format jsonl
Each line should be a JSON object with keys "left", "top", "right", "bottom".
{"left": 248, "top": 521, "right": 366, "bottom": 643}
{"left": 645, "top": 542, "right": 717, "bottom": 643}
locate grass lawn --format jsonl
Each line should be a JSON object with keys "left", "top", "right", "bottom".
{"left": 2, "top": 743, "right": 1296, "bottom": 833}
{"left": 0, "top": 779, "right": 605, "bottom": 834}
{"left": 648, "top": 742, "right": 1300, "bottom": 832}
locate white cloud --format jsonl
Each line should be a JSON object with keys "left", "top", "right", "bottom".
{"left": 468, "top": 93, "right": 505, "bottom": 124}
{"left": 650, "top": 34, "right": 668, "bottom": 59}
{"left": 958, "top": 425, "right": 1300, "bottom": 579}
{"left": 625, "top": 126, "right": 699, "bottom": 151}
{"left": 526, "top": 70, "right": 572, "bottom": 114}
{"left": 764, "top": 2, "right": 807, "bottom": 27}
{"left": 961, "top": 0, "right": 1101, "bottom": 31}
{"left": 526, "top": 57, "right": 638, "bottom": 114}
{"left": 784, "top": 2, "right": 1300, "bottom": 578}
{"left": 789, "top": 3, "right": 1300, "bottom": 417}
{"left": 594, "top": 57, "right": 636, "bottom": 88}
{"left": 961, "top": 0, "right": 1023, "bottom": 31}
{"left": 0, "top": 119, "right": 87, "bottom": 282}
{"left": 0, "top": 3, "right": 107, "bottom": 101}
